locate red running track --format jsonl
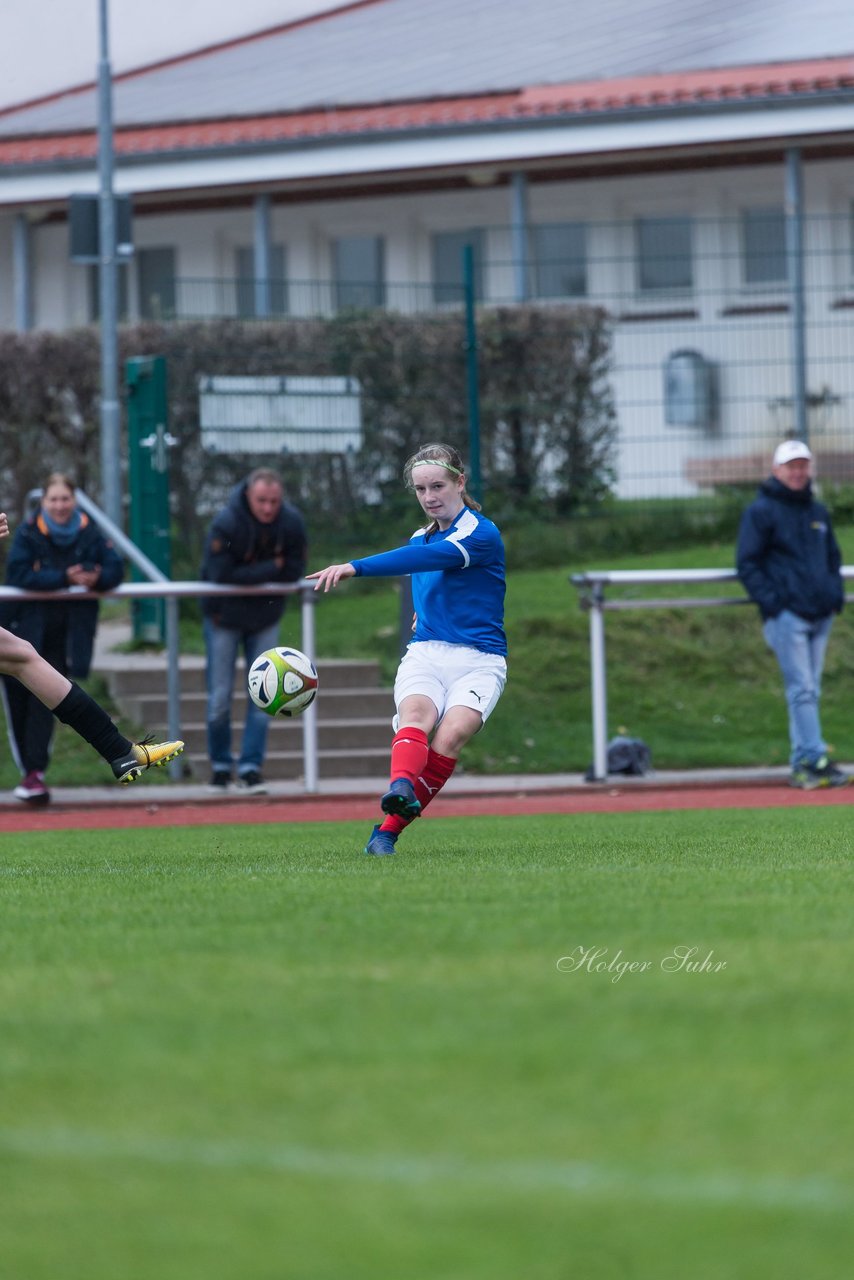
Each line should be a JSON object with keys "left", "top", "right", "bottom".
{"left": 1, "top": 784, "right": 853, "bottom": 833}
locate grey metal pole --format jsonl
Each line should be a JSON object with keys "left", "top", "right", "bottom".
{"left": 97, "top": 0, "right": 122, "bottom": 527}
{"left": 164, "top": 597, "right": 183, "bottom": 780}
{"left": 13, "top": 214, "right": 31, "bottom": 331}
{"left": 463, "top": 244, "right": 483, "bottom": 502}
{"left": 785, "top": 147, "right": 808, "bottom": 442}
{"left": 300, "top": 586, "right": 319, "bottom": 793}
{"left": 589, "top": 584, "right": 609, "bottom": 781}
{"left": 510, "top": 172, "right": 529, "bottom": 302}
{"left": 254, "top": 193, "right": 272, "bottom": 318}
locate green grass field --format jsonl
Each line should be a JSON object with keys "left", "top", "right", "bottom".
{"left": 2, "top": 807, "right": 852, "bottom": 1279}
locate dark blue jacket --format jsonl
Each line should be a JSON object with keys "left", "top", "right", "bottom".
{"left": 201, "top": 480, "right": 307, "bottom": 631}
{"left": 2, "top": 511, "right": 125, "bottom": 677}
{"left": 736, "top": 477, "right": 843, "bottom": 621}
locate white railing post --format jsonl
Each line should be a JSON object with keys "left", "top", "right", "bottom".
{"left": 165, "top": 596, "right": 183, "bottom": 780}
{"left": 300, "top": 584, "right": 319, "bottom": 793}
{"left": 589, "top": 582, "right": 609, "bottom": 782}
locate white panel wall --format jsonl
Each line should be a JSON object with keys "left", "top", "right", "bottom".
{"left": 0, "top": 160, "right": 851, "bottom": 498}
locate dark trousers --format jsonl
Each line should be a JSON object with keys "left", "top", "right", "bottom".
{"left": 3, "top": 618, "right": 67, "bottom": 775}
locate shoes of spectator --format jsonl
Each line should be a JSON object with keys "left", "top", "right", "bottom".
{"left": 364, "top": 824, "right": 398, "bottom": 856}
{"left": 380, "top": 777, "right": 421, "bottom": 819}
{"left": 790, "top": 755, "right": 850, "bottom": 790}
{"left": 14, "top": 770, "right": 50, "bottom": 805}
{"left": 236, "top": 770, "right": 268, "bottom": 795}
{"left": 111, "top": 738, "right": 185, "bottom": 784}
{"left": 207, "top": 770, "right": 232, "bottom": 793}
{"left": 809, "top": 756, "right": 849, "bottom": 787}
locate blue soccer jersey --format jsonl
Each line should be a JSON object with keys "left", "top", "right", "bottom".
{"left": 351, "top": 506, "right": 507, "bottom": 655}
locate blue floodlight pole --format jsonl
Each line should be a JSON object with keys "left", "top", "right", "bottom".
{"left": 97, "top": 0, "right": 122, "bottom": 527}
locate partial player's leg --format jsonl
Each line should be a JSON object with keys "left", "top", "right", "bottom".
{"left": 0, "top": 626, "right": 183, "bottom": 784}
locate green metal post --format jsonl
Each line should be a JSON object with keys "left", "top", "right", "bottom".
{"left": 463, "top": 243, "right": 483, "bottom": 501}
{"left": 126, "top": 355, "right": 173, "bottom": 643}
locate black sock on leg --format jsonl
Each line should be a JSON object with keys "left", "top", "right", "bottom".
{"left": 52, "top": 682, "right": 133, "bottom": 764}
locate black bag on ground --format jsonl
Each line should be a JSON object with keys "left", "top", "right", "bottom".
{"left": 585, "top": 736, "right": 653, "bottom": 781}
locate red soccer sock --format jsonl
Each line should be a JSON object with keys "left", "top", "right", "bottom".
{"left": 380, "top": 748, "right": 457, "bottom": 836}
{"left": 416, "top": 748, "right": 457, "bottom": 812}
{"left": 389, "top": 725, "right": 429, "bottom": 786}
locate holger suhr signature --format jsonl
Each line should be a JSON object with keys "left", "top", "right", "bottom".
{"left": 556, "top": 945, "right": 727, "bottom": 983}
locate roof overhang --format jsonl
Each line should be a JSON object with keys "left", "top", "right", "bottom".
{"left": 2, "top": 90, "right": 853, "bottom": 211}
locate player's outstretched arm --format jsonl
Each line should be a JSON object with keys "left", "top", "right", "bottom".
{"left": 306, "top": 562, "right": 357, "bottom": 592}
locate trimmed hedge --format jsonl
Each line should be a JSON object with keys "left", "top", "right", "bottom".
{"left": 0, "top": 306, "right": 616, "bottom": 564}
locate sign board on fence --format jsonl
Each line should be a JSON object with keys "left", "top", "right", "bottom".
{"left": 199, "top": 375, "right": 362, "bottom": 454}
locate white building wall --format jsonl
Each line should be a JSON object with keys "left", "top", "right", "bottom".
{"left": 0, "top": 215, "right": 13, "bottom": 330}
{"left": 0, "top": 159, "right": 852, "bottom": 496}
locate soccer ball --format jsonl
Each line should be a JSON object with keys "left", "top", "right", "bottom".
{"left": 247, "top": 646, "right": 318, "bottom": 717}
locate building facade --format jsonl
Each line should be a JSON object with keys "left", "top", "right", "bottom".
{"left": 1, "top": 0, "right": 853, "bottom": 496}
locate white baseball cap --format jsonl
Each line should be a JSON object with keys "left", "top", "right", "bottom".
{"left": 773, "top": 439, "right": 812, "bottom": 467}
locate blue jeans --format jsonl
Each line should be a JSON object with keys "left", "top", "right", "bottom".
{"left": 762, "top": 609, "right": 832, "bottom": 769}
{"left": 204, "top": 618, "right": 280, "bottom": 777}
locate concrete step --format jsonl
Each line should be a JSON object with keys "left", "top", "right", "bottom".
{"left": 115, "top": 685, "right": 394, "bottom": 726}
{"left": 183, "top": 745, "right": 391, "bottom": 781}
{"left": 97, "top": 657, "right": 384, "bottom": 698}
{"left": 170, "top": 717, "right": 393, "bottom": 755}
{"left": 93, "top": 649, "right": 395, "bottom": 779}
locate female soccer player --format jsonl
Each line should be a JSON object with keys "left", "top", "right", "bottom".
{"left": 308, "top": 442, "right": 507, "bottom": 855}
{"left": 0, "top": 509, "right": 183, "bottom": 794}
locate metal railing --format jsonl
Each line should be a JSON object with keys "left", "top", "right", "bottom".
{"left": 570, "top": 567, "right": 854, "bottom": 782}
{"left": 8, "top": 489, "right": 320, "bottom": 788}
{"left": 0, "top": 578, "right": 320, "bottom": 790}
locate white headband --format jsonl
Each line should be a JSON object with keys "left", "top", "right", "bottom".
{"left": 410, "top": 458, "right": 462, "bottom": 476}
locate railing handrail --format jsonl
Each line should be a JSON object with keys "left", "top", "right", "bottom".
{"left": 570, "top": 563, "right": 854, "bottom": 782}
{"left": 12, "top": 489, "right": 321, "bottom": 789}
{"left": 571, "top": 565, "right": 854, "bottom": 587}
{"left": 0, "top": 580, "right": 309, "bottom": 602}
{"left": 0, "top": 578, "right": 321, "bottom": 792}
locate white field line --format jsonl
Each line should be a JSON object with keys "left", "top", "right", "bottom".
{"left": 0, "top": 1127, "right": 848, "bottom": 1215}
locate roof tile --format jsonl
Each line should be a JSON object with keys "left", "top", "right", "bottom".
{"left": 1, "top": 56, "right": 852, "bottom": 168}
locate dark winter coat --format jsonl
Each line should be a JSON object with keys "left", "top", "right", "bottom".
{"left": 201, "top": 480, "right": 307, "bottom": 631}
{"left": 2, "top": 511, "right": 125, "bottom": 677}
{"left": 736, "top": 477, "right": 843, "bottom": 621}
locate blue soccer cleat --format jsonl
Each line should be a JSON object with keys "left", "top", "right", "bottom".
{"left": 364, "top": 824, "right": 398, "bottom": 856}
{"left": 380, "top": 777, "right": 421, "bottom": 820}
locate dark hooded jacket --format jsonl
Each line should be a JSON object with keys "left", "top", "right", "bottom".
{"left": 736, "top": 477, "right": 843, "bottom": 621}
{"left": 201, "top": 479, "right": 307, "bottom": 631}
{"left": 2, "top": 510, "right": 124, "bottom": 677}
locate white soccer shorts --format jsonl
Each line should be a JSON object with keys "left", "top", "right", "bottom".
{"left": 392, "top": 639, "right": 507, "bottom": 731}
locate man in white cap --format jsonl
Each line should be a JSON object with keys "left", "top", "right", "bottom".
{"left": 737, "top": 440, "right": 848, "bottom": 788}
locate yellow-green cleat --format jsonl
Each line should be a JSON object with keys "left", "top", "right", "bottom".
{"left": 111, "top": 738, "right": 184, "bottom": 784}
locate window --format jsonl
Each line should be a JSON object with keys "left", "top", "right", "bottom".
{"left": 636, "top": 216, "right": 693, "bottom": 293}
{"left": 88, "top": 263, "right": 130, "bottom": 322}
{"left": 332, "top": 236, "right": 385, "bottom": 310}
{"left": 530, "top": 222, "right": 587, "bottom": 298}
{"left": 741, "top": 207, "right": 787, "bottom": 286}
{"left": 137, "top": 247, "right": 176, "bottom": 320}
{"left": 431, "top": 229, "right": 484, "bottom": 305}
{"left": 235, "top": 245, "right": 288, "bottom": 317}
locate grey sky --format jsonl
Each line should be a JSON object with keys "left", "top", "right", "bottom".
{"left": 0, "top": 0, "right": 342, "bottom": 109}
